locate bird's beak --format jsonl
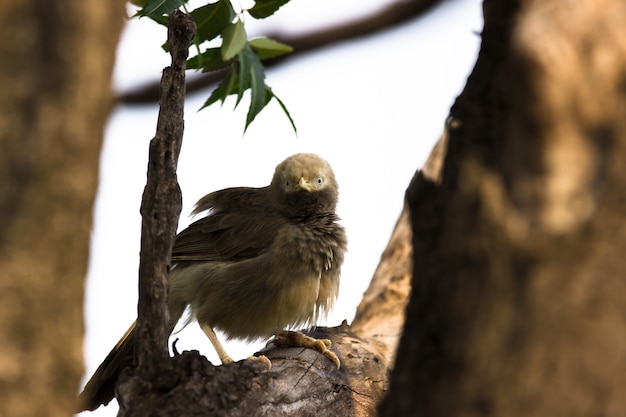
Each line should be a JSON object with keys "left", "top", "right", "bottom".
{"left": 297, "top": 177, "right": 312, "bottom": 192}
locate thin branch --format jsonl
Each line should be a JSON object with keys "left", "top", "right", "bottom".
{"left": 135, "top": 9, "right": 195, "bottom": 383}
{"left": 117, "top": 0, "right": 445, "bottom": 105}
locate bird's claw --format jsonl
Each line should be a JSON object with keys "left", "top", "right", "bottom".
{"left": 247, "top": 354, "right": 272, "bottom": 369}
{"left": 267, "top": 330, "right": 340, "bottom": 368}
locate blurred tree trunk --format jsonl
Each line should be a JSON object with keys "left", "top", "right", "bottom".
{"left": 383, "top": 0, "right": 626, "bottom": 416}
{"left": 0, "top": 2, "right": 126, "bottom": 416}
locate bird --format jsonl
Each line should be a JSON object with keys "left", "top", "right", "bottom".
{"left": 77, "top": 153, "right": 347, "bottom": 412}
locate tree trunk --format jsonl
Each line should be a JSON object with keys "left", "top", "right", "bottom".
{"left": 0, "top": 2, "right": 125, "bottom": 416}
{"left": 383, "top": 0, "right": 626, "bottom": 415}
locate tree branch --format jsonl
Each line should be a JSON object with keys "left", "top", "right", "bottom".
{"left": 351, "top": 131, "right": 448, "bottom": 368}
{"left": 119, "top": 11, "right": 195, "bottom": 415}
{"left": 117, "top": 0, "right": 444, "bottom": 105}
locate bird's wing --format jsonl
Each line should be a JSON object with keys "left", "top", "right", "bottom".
{"left": 172, "top": 186, "right": 282, "bottom": 263}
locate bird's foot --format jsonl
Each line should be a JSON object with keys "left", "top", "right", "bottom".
{"left": 267, "top": 330, "right": 340, "bottom": 368}
{"left": 220, "top": 354, "right": 234, "bottom": 364}
{"left": 247, "top": 354, "right": 272, "bottom": 369}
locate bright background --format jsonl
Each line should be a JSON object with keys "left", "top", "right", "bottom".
{"left": 80, "top": 1, "right": 482, "bottom": 415}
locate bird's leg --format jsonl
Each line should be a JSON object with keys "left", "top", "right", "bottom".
{"left": 200, "top": 324, "right": 272, "bottom": 369}
{"left": 200, "top": 323, "right": 271, "bottom": 368}
{"left": 267, "top": 330, "right": 340, "bottom": 368}
{"left": 200, "top": 323, "right": 233, "bottom": 364}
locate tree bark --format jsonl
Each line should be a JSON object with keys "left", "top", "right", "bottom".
{"left": 117, "top": 12, "right": 195, "bottom": 417}
{"left": 383, "top": 0, "right": 626, "bottom": 415}
{"left": 0, "top": 1, "right": 125, "bottom": 417}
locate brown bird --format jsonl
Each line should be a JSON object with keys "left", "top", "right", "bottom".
{"left": 78, "top": 153, "right": 347, "bottom": 412}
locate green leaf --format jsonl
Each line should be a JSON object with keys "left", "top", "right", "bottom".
{"left": 136, "top": 0, "right": 186, "bottom": 18}
{"left": 235, "top": 45, "right": 259, "bottom": 106}
{"left": 266, "top": 87, "right": 297, "bottom": 134}
{"left": 221, "top": 20, "right": 247, "bottom": 61}
{"left": 200, "top": 66, "right": 239, "bottom": 110}
{"left": 248, "top": 0, "right": 291, "bottom": 19}
{"left": 187, "top": 48, "right": 233, "bottom": 72}
{"left": 249, "top": 37, "right": 293, "bottom": 60}
{"left": 236, "top": 57, "right": 250, "bottom": 107}
{"left": 238, "top": 45, "right": 267, "bottom": 131}
{"left": 190, "top": 0, "right": 235, "bottom": 44}
{"left": 197, "top": 50, "right": 295, "bottom": 133}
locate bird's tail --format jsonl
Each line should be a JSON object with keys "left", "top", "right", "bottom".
{"left": 77, "top": 321, "right": 137, "bottom": 412}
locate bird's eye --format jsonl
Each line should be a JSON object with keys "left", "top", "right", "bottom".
{"left": 316, "top": 177, "right": 323, "bottom": 185}
{"left": 284, "top": 180, "right": 290, "bottom": 187}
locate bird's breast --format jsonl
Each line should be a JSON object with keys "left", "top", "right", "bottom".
{"left": 271, "top": 221, "right": 339, "bottom": 277}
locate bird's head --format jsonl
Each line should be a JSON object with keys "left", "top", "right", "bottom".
{"left": 270, "top": 153, "right": 339, "bottom": 217}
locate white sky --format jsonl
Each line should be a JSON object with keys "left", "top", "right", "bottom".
{"left": 80, "top": 1, "right": 482, "bottom": 415}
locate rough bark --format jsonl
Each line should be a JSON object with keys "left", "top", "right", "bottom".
{"left": 350, "top": 132, "right": 447, "bottom": 368}
{"left": 117, "top": 11, "right": 195, "bottom": 417}
{"left": 116, "top": 324, "right": 390, "bottom": 417}
{"left": 0, "top": 1, "right": 126, "bottom": 417}
{"left": 383, "top": 0, "right": 626, "bottom": 416}
{"left": 351, "top": 205, "right": 412, "bottom": 368}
